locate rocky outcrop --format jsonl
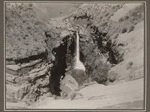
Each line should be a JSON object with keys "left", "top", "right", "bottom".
{"left": 6, "top": 3, "right": 50, "bottom": 104}
{"left": 6, "top": 58, "right": 51, "bottom": 104}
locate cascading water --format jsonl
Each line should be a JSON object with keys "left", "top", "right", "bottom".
{"left": 74, "top": 30, "right": 85, "bottom": 71}
{"left": 71, "top": 30, "right": 86, "bottom": 86}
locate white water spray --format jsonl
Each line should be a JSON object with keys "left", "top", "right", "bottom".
{"left": 74, "top": 30, "right": 85, "bottom": 71}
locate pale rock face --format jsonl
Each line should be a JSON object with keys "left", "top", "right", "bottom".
{"left": 60, "top": 30, "right": 72, "bottom": 38}
{"left": 6, "top": 65, "right": 21, "bottom": 71}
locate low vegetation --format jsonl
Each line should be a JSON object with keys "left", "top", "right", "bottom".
{"left": 6, "top": 3, "right": 48, "bottom": 60}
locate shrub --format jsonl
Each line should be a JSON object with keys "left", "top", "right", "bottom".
{"left": 108, "top": 71, "right": 118, "bottom": 82}
{"left": 128, "top": 25, "right": 135, "bottom": 33}
{"left": 124, "top": 16, "right": 129, "bottom": 20}
{"left": 121, "top": 27, "right": 127, "bottom": 33}
{"left": 126, "top": 61, "right": 133, "bottom": 69}
{"left": 119, "top": 17, "right": 124, "bottom": 22}
{"left": 93, "top": 75, "right": 107, "bottom": 84}
{"left": 91, "top": 61, "right": 110, "bottom": 84}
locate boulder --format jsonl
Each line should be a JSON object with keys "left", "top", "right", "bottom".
{"left": 60, "top": 74, "right": 79, "bottom": 98}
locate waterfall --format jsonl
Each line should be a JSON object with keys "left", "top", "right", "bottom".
{"left": 74, "top": 30, "right": 85, "bottom": 71}
{"left": 76, "top": 30, "right": 80, "bottom": 62}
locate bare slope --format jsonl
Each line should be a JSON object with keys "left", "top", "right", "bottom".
{"left": 108, "top": 21, "right": 144, "bottom": 82}
{"left": 30, "top": 78, "right": 143, "bottom": 109}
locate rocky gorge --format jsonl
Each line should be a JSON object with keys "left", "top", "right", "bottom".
{"left": 5, "top": 2, "right": 145, "bottom": 109}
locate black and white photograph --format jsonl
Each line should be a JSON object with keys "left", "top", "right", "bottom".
{"left": 4, "top": 1, "right": 146, "bottom": 110}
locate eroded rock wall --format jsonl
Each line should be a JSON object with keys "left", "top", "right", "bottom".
{"left": 6, "top": 3, "right": 51, "bottom": 104}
